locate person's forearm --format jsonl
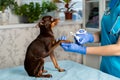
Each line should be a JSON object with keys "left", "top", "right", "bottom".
{"left": 93, "top": 31, "right": 101, "bottom": 43}
{"left": 87, "top": 44, "right": 120, "bottom": 56}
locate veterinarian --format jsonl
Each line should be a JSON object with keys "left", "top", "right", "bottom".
{"left": 60, "top": 0, "right": 120, "bottom": 78}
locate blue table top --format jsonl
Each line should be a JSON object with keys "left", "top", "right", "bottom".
{"left": 0, "top": 60, "right": 119, "bottom": 80}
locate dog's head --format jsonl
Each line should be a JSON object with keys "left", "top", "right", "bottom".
{"left": 37, "top": 16, "right": 59, "bottom": 29}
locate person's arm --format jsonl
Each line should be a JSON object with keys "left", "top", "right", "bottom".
{"left": 93, "top": 31, "right": 101, "bottom": 43}
{"left": 87, "top": 37, "right": 120, "bottom": 56}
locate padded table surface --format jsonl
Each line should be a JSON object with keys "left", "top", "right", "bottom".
{"left": 0, "top": 60, "right": 119, "bottom": 80}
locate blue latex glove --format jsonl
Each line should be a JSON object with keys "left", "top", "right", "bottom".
{"left": 74, "top": 29, "right": 94, "bottom": 44}
{"left": 61, "top": 42, "right": 86, "bottom": 55}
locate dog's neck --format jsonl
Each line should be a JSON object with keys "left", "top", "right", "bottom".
{"left": 40, "top": 29, "right": 54, "bottom": 37}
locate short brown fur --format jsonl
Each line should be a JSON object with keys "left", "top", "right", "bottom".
{"left": 24, "top": 16, "right": 71, "bottom": 78}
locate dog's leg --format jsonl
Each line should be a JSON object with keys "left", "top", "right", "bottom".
{"left": 48, "top": 40, "right": 72, "bottom": 55}
{"left": 48, "top": 40, "right": 71, "bottom": 72}
{"left": 42, "top": 66, "right": 47, "bottom": 73}
{"left": 34, "top": 58, "right": 52, "bottom": 78}
{"left": 50, "top": 53, "right": 65, "bottom": 72}
{"left": 34, "top": 58, "right": 44, "bottom": 77}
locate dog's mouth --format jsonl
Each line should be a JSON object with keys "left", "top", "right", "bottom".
{"left": 51, "top": 19, "right": 59, "bottom": 28}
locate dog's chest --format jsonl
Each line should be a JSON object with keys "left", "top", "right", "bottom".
{"left": 42, "top": 37, "right": 55, "bottom": 45}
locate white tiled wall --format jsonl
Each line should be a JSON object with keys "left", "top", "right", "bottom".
{"left": 0, "top": 23, "right": 82, "bottom": 69}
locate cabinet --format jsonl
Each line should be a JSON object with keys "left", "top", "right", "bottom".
{"left": 82, "top": 0, "right": 110, "bottom": 30}
{"left": 82, "top": 0, "right": 110, "bottom": 69}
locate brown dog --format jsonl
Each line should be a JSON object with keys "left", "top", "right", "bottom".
{"left": 24, "top": 16, "right": 71, "bottom": 78}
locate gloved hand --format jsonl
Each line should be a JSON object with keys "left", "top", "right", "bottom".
{"left": 61, "top": 42, "right": 86, "bottom": 55}
{"left": 74, "top": 29, "right": 94, "bottom": 44}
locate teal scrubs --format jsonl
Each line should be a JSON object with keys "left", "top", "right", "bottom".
{"left": 100, "top": 0, "right": 120, "bottom": 78}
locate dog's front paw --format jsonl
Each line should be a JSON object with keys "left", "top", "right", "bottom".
{"left": 58, "top": 69, "right": 65, "bottom": 72}
{"left": 45, "top": 74, "right": 52, "bottom": 78}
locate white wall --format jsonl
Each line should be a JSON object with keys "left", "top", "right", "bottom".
{"left": 0, "top": 23, "right": 82, "bottom": 69}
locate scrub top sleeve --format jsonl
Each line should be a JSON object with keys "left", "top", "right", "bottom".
{"left": 110, "top": 16, "right": 120, "bottom": 35}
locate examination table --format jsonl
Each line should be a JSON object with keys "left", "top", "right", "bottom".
{"left": 0, "top": 60, "right": 119, "bottom": 80}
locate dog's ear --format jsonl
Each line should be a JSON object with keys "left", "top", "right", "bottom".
{"left": 51, "top": 19, "right": 59, "bottom": 28}
{"left": 37, "top": 20, "right": 44, "bottom": 28}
